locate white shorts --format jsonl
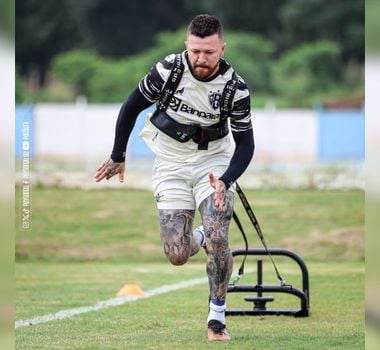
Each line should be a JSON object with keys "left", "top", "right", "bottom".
{"left": 152, "top": 154, "right": 235, "bottom": 210}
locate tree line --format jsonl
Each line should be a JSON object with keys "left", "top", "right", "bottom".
{"left": 16, "top": 0, "right": 364, "bottom": 107}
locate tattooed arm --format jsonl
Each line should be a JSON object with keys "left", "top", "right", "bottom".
{"left": 94, "top": 87, "right": 153, "bottom": 183}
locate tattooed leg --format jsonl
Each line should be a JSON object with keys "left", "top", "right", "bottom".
{"left": 159, "top": 209, "right": 199, "bottom": 266}
{"left": 199, "top": 192, "right": 234, "bottom": 302}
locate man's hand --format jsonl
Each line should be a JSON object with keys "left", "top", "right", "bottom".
{"left": 208, "top": 172, "right": 227, "bottom": 211}
{"left": 95, "top": 158, "right": 125, "bottom": 183}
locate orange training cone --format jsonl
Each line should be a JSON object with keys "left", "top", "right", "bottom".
{"left": 116, "top": 284, "right": 145, "bottom": 297}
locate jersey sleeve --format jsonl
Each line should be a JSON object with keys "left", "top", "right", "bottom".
{"left": 230, "top": 76, "right": 252, "bottom": 133}
{"left": 110, "top": 88, "right": 153, "bottom": 162}
{"left": 219, "top": 75, "right": 254, "bottom": 188}
{"left": 138, "top": 54, "right": 176, "bottom": 102}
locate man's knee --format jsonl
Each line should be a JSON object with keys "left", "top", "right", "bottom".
{"left": 207, "top": 233, "right": 229, "bottom": 251}
{"left": 163, "top": 247, "right": 190, "bottom": 266}
{"left": 159, "top": 209, "right": 195, "bottom": 265}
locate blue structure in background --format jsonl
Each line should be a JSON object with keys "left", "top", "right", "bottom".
{"left": 128, "top": 105, "right": 155, "bottom": 158}
{"left": 15, "top": 106, "right": 34, "bottom": 159}
{"left": 317, "top": 108, "right": 364, "bottom": 161}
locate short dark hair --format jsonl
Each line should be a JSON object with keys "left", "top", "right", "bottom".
{"left": 187, "top": 14, "right": 224, "bottom": 39}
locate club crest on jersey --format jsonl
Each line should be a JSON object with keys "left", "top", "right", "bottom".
{"left": 169, "top": 96, "right": 181, "bottom": 111}
{"left": 208, "top": 91, "right": 222, "bottom": 110}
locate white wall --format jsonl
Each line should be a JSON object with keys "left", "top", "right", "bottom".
{"left": 35, "top": 103, "right": 119, "bottom": 160}
{"left": 34, "top": 103, "right": 318, "bottom": 163}
{"left": 253, "top": 109, "right": 317, "bottom": 163}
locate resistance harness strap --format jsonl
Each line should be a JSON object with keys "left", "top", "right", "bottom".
{"left": 150, "top": 110, "right": 229, "bottom": 150}
{"left": 232, "top": 182, "right": 287, "bottom": 286}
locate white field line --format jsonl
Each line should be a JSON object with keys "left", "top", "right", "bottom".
{"left": 15, "top": 276, "right": 208, "bottom": 329}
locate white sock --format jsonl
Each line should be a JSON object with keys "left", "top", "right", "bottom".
{"left": 207, "top": 301, "right": 226, "bottom": 325}
{"left": 193, "top": 226, "right": 206, "bottom": 247}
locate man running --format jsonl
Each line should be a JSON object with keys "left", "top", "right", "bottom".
{"left": 95, "top": 14, "right": 254, "bottom": 341}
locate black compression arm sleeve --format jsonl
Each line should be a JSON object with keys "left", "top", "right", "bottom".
{"left": 110, "top": 87, "right": 154, "bottom": 162}
{"left": 219, "top": 129, "right": 255, "bottom": 189}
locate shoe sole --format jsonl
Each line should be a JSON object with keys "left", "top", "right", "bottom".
{"left": 207, "top": 328, "right": 231, "bottom": 341}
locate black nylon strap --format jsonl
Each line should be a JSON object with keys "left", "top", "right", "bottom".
{"left": 220, "top": 72, "right": 238, "bottom": 120}
{"left": 232, "top": 211, "right": 248, "bottom": 278}
{"left": 150, "top": 110, "right": 195, "bottom": 142}
{"left": 158, "top": 54, "right": 184, "bottom": 112}
{"left": 155, "top": 54, "right": 239, "bottom": 150}
{"left": 150, "top": 110, "right": 229, "bottom": 148}
{"left": 158, "top": 54, "right": 238, "bottom": 120}
{"left": 233, "top": 182, "right": 286, "bottom": 286}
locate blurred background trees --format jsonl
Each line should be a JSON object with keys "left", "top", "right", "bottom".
{"left": 16, "top": 0, "right": 364, "bottom": 107}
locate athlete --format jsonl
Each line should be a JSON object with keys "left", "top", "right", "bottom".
{"left": 95, "top": 14, "right": 254, "bottom": 341}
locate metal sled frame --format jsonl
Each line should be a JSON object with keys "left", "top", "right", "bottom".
{"left": 226, "top": 248, "right": 310, "bottom": 317}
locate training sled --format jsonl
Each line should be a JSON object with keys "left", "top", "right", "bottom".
{"left": 226, "top": 248, "right": 310, "bottom": 317}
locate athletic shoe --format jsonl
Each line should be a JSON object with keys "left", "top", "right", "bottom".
{"left": 207, "top": 320, "right": 231, "bottom": 341}
{"left": 193, "top": 225, "right": 206, "bottom": 247}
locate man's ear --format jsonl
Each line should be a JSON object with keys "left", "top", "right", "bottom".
{"left": 221, "top": 42, "right": 227, "bottom": 56}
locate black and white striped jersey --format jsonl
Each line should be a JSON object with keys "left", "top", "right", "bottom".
{"left": 139, "top": 51, "right": 252, "bottom": 133}
{"left": 138, "top": 51, "right": 253, "bottom": 162}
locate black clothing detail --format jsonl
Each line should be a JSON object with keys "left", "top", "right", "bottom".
{"left": 219, "top": 129, "right": 254, "bottom": 189}
{"left": 110, "top": 88, "right": 153, "bottom": 162}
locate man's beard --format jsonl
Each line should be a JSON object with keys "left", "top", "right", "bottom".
{"left": 193, "top": 63, "right": 218, "bottom": 79}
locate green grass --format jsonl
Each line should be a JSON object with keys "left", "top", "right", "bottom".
{"left": 15, "top": 187, "right": 364, "bottom": 349}
{"left": 15, "top": 261, "right": 364, "bottom": 349}
{"left": 15, "top": 187, "right": 364, "bottom": 263}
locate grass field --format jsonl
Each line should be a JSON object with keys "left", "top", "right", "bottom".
{"left": 15, "top": 187, "right": 364, "bottom": 349}
{"left": 15, "top": 187, "right": 364, "bottom": 262}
